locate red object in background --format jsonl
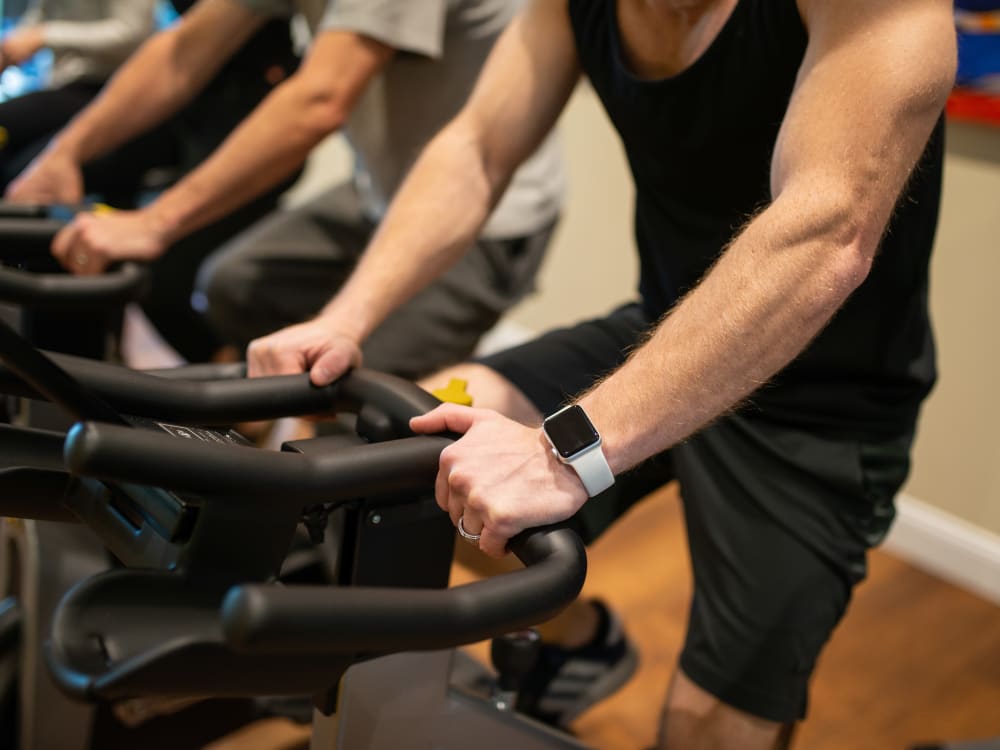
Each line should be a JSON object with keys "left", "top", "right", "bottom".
{"left": 947, "top": 87, "right": 1000, "bottom": 126}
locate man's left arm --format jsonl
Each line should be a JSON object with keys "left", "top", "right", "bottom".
{"left": 413, "top": 0, "right": 956, "bottom": 557}
{"left": 54, "top": 29, "right": 394, "bottom": 274}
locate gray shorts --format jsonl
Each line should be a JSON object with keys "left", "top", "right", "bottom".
{"left": 196, "top": 182, "right": 556, "bottom": 379}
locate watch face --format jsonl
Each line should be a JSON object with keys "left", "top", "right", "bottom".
{"left": 545, "top": 404, "right": 600, "bottom": 459}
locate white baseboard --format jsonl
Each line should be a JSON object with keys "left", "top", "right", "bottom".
{"left": 885, "top": 494, "right": 1000, "bottom": 605}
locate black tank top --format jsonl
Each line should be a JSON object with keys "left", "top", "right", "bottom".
{"left": 569, "top": 0, "right": 944, "bottom": 437}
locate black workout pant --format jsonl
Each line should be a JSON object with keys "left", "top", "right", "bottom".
{"left": 479, "top": 303, "right": 913, "bottom": 722}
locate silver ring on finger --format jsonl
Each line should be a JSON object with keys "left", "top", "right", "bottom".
{"left": 457, "top": 515, "right": 481, "bottom": 543}
{"left": 73, "top": 252, "right": 88, "bottom": 267}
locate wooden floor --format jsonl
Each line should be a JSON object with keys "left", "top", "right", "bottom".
{"left": 210, "top": 485, "right": 1000, "bottom": 750}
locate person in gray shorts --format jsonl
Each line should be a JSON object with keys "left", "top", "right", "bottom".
{"left": 194, "top": 0, "right": 564, "bottom": 377}
{"left": 198, "top": 181, "right": 555, "bottom": 378}
{"left": 27, "top": 0, "right": 564, "bottom": 377}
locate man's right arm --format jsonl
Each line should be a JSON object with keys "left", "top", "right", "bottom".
{"left": 248, "top": 0, "right": 581, "bottom": 384}
{"left": 6, "top": 0, "right": 268, "bottom": 203}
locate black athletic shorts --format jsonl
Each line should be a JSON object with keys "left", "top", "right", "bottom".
{"left": 478, "top": 303, "right": 914, "bottom": 722}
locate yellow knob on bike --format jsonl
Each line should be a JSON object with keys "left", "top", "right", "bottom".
{"left": 431, "top": 378, "right": 473, "bottom": 407}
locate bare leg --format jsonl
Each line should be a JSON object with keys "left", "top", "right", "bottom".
{"left": 657, "top": 669, "right": 794, "bottom": 750}
{"left": 419, "top": 362, "right": 542, "bottom": 425}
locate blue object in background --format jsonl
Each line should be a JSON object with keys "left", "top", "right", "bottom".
{"left": 956, "top": 0, "right": 1000, "bottom": 10}
{"left": 955, "top": 1, "right": 1000, "bottom": 91}
{"left": 0, "top": 17, "right": 51, "bottom": 101}
{"left": 155, "top": 0, "right": 180, "bottom": 29}
{"left": 958, "top": 32, "right": 1000, "bottom": 89}
{"left": 0, "top": 2, "right": 178, "bottom": 101}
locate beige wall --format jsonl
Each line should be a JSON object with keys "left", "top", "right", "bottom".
{"left": 509, "top": 88, "right": 1000, "bottom": 536}
{"left": 905, "top": 123, "right": 1000, "bottom": 534}
{"left": 509, "top": 85, "right": 638, "bottom": 331}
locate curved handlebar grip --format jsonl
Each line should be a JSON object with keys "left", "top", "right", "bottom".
{"left": 0, "top": 203, "right": 53, "bottom": 219}
{"left": 221, "top": 527, "right": 587, "bottom": 654}
{"left": 1, "top": 358, "right": 439, "bottom": 425}
{"left": 144, "top": 361, "right": 248, "bottom": 382}
{"left": 64, "top": 421, "right": 450, "bottom": 503}
{"left": 0, "top": 422, "right": 69, "bottom": 472}
{"left": 0, "top": 217, "right": 66, "bottom": 259}
{"left": 0, "top": 262, "right": 148, "bottom": 308}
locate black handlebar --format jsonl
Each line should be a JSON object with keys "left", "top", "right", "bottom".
{"left": 0, "top": 344, "right": 590, "bottom": 702}
{"left": 44, "top": 526, "right": 587, "bottom": 700}
{"left": 0, "top": 318, "right": 128, "bottom": 424}
{"left": 0, "top": 203, "right": 54, "bottom": 219}
{"left": 0, "top": 262, "right": 149, "bottom": 309}
{"left": 221, "top": 527, "right": 586, "bottom": 654}
{"left": 0, "top": 355, "right": 440, "bottom": 425}
{"left": 65, "top": 421, "right": 451, "bottom": 503}
{"left": 0, "top": 211, "right": 149, "bottom": 307}
{"left": 0, "top": 216, "right": 67, "bottom": 258}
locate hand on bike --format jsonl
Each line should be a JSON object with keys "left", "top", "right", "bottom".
{"left": 0, "top": 26, "right": 44, "bottom": 70}
{"left": 51, "top": 209, "right": 169, "bottom": 275}
{"left": 247, "top": 317, "right": 363, "bottom": 386}
{"left": 6, "top": 151, "right": 85, "bottom": 205}
{"left": 410, "top": 403, "right": 588, "bottom": 558}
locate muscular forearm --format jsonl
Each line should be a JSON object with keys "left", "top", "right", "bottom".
{"left": 46, "top": 31, "right": 209, "bottom": 165}
{"left": 147, "top": 78, "right": 342, "bottom": 242}
{"left": 146, "top": 29, "right": 394, "bottom": 244}
{"left": 579, "top": 196, "right": 871, "bottom": 474}
{"left": 319, "top": 119, "right": 504, "bottom": 342}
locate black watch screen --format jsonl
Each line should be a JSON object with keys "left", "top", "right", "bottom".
{"left": 544, "top": 404, "right": 600, "bottom": 459}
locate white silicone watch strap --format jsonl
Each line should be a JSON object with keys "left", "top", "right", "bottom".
{"left": 568, "top": 443, "right": 615, "bottom": 497}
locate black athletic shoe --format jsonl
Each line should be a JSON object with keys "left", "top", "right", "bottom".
{"left": 516, "top": 599, "right": 639, "bottom": 729}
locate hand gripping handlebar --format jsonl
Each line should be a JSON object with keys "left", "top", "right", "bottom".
{"left": 0, "top": 214, "right": 149, "bottom": 308}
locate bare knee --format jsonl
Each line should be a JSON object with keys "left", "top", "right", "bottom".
{"left": 657, "top": 670, "right": 793, "bottom": 750}
{"left": 419, "top": 363, "right": 541, "bottom": 425}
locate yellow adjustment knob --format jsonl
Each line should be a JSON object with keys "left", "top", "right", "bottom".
{"left": 90, "top": 203, "right": 116, "bottom": 215}
{"left": 0, "top": 127, "right": 8, "bottom": 150}
{"left": 431, "top": 377, "right": 473, "bottom": 406}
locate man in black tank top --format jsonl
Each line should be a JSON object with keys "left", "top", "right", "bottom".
{"left": 246, "top": 1, "right": 957, "bottom": 746}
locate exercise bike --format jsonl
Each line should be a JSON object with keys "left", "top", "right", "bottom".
{"left": 0, "top": 208, "right": 151, "bottom": 749}
{"left": 0, "top": 320, "right": 595, "bottom": 749}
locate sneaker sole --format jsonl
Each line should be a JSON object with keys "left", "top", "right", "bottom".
{"left": 556, "top": 639, "right": 640, "bottom": 728}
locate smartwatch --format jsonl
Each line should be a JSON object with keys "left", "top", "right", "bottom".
{"left": 542, "top": 404, "right": 615, "bottom": 497}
